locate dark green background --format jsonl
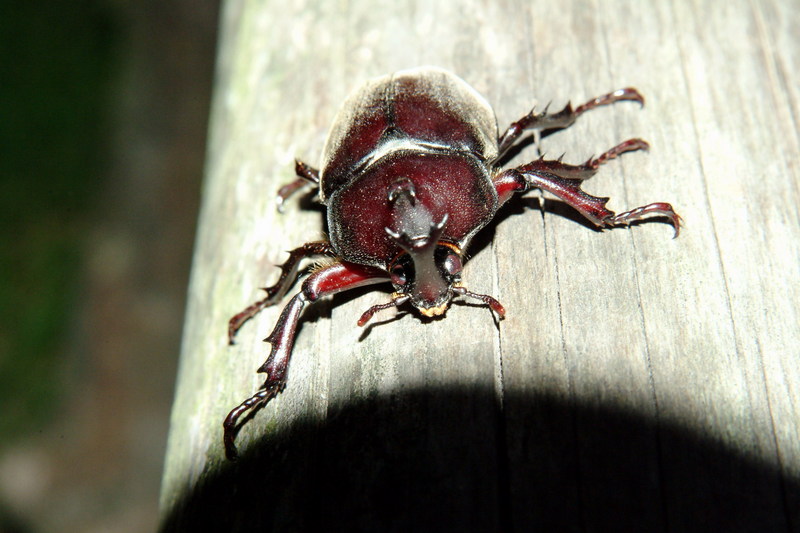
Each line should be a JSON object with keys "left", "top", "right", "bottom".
{"left": 0, "top": 0, "right": 119, "bottom": 444}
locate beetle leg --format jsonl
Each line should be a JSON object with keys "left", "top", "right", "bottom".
{"left": 496, "top": 165, "right": 681, "bottom": 237}
{"left": 495, "top": 136, "right": 681, "bottom": 236}
{"left": 497, "top": 88, "right": 644, "bottom": 158}
{"left": 522, "top": 138, "right": 650, "bottom": 181}
{"left": 228, "top": 241, "right": 336, "bottom": 344}
{"left": 224, "top": 261, "right": 389, "bottom": 460}
{"left": 276, "top": 159, "right": 321, "bottom": 212}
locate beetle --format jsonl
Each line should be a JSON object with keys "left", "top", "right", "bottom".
{"left": 223, "top": 66, "right": 681, "bottom": 459}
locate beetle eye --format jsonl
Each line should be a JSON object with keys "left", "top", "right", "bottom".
{"left": 442, "top": 252, "right": 462, "bottom": 277}
{"left": 390, "top": 264, "right": 407, "bottom": 286}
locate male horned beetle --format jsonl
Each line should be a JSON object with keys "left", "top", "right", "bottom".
{"left": 223, "top": 66, "right": 680, "bottom": 459}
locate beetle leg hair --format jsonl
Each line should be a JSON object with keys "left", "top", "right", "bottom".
{"left": 497, "top": 88, "right": 644, "bottom": 159}
{"left": 276, "top": 159, "right": 321, "bottom": 212}
{"left": 228, "top": 241, "right": 336, "bottom": 344}
{"left": 224, "top": 260, "right": 389, "bottom": 459}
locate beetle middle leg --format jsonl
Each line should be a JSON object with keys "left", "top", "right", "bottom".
{"left": 518, "top": 138, "right": 651, "bottom": 181}
{"left": 224, "top": 260, "right": 388, "bottom": 459}
{"left": 228, "top": 240, "right": 336, "bottom": 343}
{"left": 497, "top": 88, "right": 644, "bottom": 158}
{"left": 494, "top": 140, "right": 681, "bottom": 236}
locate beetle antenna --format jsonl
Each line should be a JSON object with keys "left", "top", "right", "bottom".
{"left": 358, "top": 294, "right": 410, "bottom": 326}
{"left": 453, "top": 286, "right": 506, "bottom": 319}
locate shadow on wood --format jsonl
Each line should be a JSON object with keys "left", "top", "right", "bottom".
{"left": 159, "top": 386, "right": 796, "bottom": 532}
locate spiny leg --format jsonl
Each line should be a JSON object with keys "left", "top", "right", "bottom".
{"left": 523, "top": 138, "right": 650, "bottom": 182}
{"left": 228, "top": 240, "right": 335, "bottom": 344}
{"left": 605, "top": 202, "right": 682, "bottom": 232}
{"left": 494, "top": 140, "right": 681, "bottom": 236}
{"left": 276, "top": 159, "right": 320, "bottom": 212}
{"left": 224, "top": 292, "right": 307, "bottom": 460}
{"left": 495, "top": 139, "right": 648, "bottom": 204}
{"left": 224, "top": 261, "right": 389, "bottom": 460}
{"left": 540, "top": 172, "right": 679, "bottom": 235}
{"left": 497, "top": 88, "right": 644, "bottom": 158}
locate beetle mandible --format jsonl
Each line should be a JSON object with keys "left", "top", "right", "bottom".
{"left": 223, "top": 66, "right": 681, "bottom": 459}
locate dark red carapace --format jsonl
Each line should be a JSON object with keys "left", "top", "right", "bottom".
{"left": 223, "top": 67, "right": 681, "bottom": 459}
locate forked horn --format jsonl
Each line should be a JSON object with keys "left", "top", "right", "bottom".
{"left": 384, "top": 176, "right": 447, "bottom": 253}
{"left": 385, "top": 214, "right": 448, "bottom": 253}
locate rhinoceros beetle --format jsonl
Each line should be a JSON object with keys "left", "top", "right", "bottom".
{"left": 223, "top": 66, "right": 681, "bottom": 459}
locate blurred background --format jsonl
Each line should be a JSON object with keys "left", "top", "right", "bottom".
{"left": 0, "top": 1, "right": 220, "bottom": 531}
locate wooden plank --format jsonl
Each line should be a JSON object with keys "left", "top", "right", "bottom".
{"left": 159, "top": 0, "right": 800, "bottom": 531}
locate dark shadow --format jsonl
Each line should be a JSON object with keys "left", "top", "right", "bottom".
{"left": 160, "top": 386, "right": 798, "bottom": 533}
{"left": 295, "top": 189, "right": 326, "bottom": 216}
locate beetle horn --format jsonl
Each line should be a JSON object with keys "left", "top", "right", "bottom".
{"left": 385, "top": 177, "right": 434, "bottom": 241}
{"left": 385, "top": 214, "right": 448, "bottom": 253}
{"left": 384, "top": 178, "right": 453, "bottom": 312}
{"left": 386, "top": 214, "right": 450, "bottom": 313}
{"left": 385, "top": 176, "right": 447, "bottom": 253}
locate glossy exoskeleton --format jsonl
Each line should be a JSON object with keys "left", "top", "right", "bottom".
{"left": 223, "top": 66, "right": 681, "bottom": 459}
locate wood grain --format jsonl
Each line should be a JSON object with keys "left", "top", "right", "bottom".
{"left": 159, "top": 0, "right": 800, "bottom": 530}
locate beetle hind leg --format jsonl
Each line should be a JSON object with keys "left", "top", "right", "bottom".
{"left": 497, "top": 88, "right": 644, "bottom": 158}
{"left": 276, "top": 159, "right": 321, "bottom": 212}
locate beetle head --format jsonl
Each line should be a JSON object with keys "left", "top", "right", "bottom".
{"left": 384, "top": 178, "right": 462, "bottom": 316}
{"left": 386, "top": 223, "right": 464, "bottom": 317}
{"left": 355, "top": 177, "right": 504, "bottom": 328}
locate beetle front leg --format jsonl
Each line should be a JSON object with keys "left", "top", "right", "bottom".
{"left": 497, "top": 88, "right": 644, "bottom": 158}
{"left": 223, "top": 261, "right": 389, "bottom": 460}
{"left": 228, "top": 241, "right": 336, "bottom": 344}
{"left": 223, "top": 293, "right": 305, "bottom": 460}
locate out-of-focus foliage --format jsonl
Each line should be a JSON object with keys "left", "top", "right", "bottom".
{"left": 0, "top": 0, "right": 121, "bottom": 441}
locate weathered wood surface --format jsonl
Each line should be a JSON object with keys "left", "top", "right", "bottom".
{"left": 160, "top": 0, "right": 800, "bottom": 531}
